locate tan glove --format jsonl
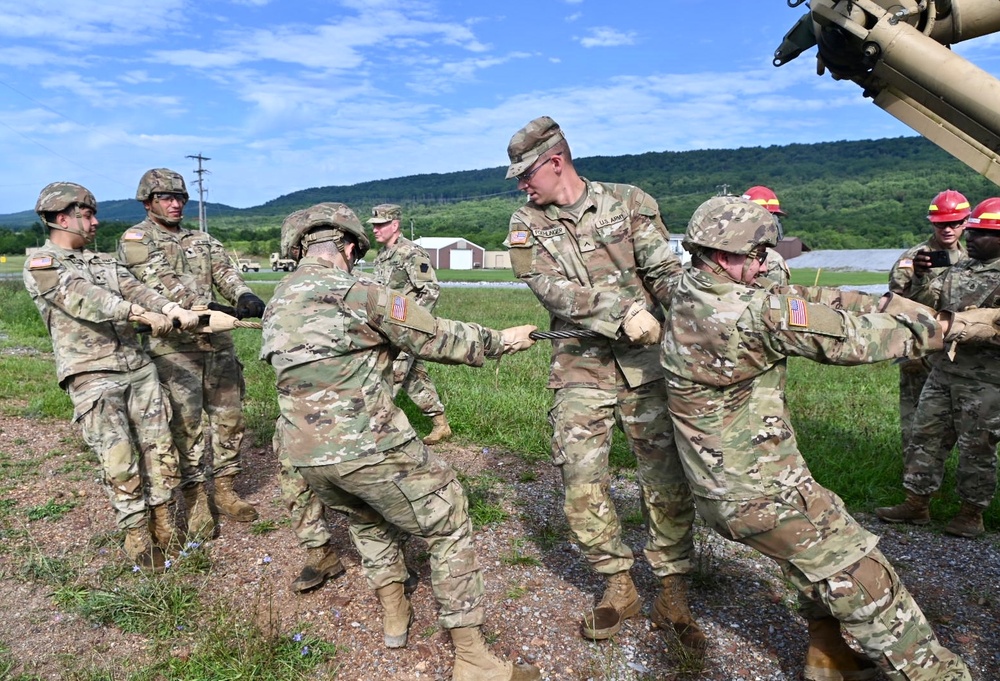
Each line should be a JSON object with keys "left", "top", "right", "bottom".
{"left": 162, "top": 302, "right": 201, "bottom": 331}
{"left": 940, "top": 307, "right": 1000, "bottom": 343}
{"left": 129, "top": 308, "right": 173, "bottom": 337}
{"left": 622, "top": 301, "right": 661, "bottom": 345}
{"left": 500, "top": 325, "right": 537, "bottom": 355}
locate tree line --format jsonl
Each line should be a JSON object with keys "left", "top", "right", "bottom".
{"left": 4, "top": 135, "right": 999, "bottom": 254}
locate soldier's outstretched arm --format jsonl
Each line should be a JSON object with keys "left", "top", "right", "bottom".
{"left": 365, "top": 284, "right": 534, "bottom": 366}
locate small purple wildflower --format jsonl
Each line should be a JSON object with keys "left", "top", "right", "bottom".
{"left": 293, "top": 633, "right": 303, "bottom": 642}
{"left": 300, "top": 645, "right": 310, "bottom": 656}
{"left": 263, "top": 555, "right": 272, "bottom": 564}
{"left": 132, "top": 565, "right": 140, "bottom": 573}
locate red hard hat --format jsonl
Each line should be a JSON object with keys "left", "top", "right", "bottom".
{"left": 966, "top": 197, "right": 1000, "bottom": 230}
{"left": 927, "top": 189, "right": 971, "bottom": 223}
{"left": 741, "top": 185, "right": 786, "bottom": 216}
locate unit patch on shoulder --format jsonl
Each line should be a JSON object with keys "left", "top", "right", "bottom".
{"left": 787, "top": 297, "right": 809, "bottom": 327}
{"left": 508, "top": 230, "right": 529, "bottom": 245}
{"left": 390, "top": 294, "right": 408, "bottom": 322}
{"left": 122, "top": 228, "right": 145, "bottom": 241}
{"left": 28, "top": 255, "right": 54, "bottom": 269}
{"left": 419, "top": 263, "right": 429, "bottom": 273}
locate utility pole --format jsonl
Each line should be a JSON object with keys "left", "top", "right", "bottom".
{"left": 410, "top": 218, "right": 414, "bottom": 241}
{"left": 716, "top": 183, "right": 731, "bottom": 197}
{"left": 186, "top": 153, "right": 211, "bottom": 232}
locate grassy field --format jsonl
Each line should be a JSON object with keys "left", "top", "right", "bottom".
{"left": 1, "top": 274, "right": 984, "bottom": 525}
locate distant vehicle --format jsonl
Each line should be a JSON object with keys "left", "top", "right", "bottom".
{"left": 237, "top": 257, "right": 260, "bottom": 272}
{"left": 270, "top": 252, "right": 297, "bottom": 272}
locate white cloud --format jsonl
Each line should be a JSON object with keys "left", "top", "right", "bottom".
{"left": 0, "top": 0, "right": 186, "bottom": 46}
{"left": 577, "top": 27, "right": 637, "bottom": 48}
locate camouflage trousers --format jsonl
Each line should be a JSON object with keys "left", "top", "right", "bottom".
{"left": 391, "top": 353, "right": 445, "bottom": 417}
{"left": 67, "top": 364, "right": 180, "bottom": 529}
{"left": 904, "top": 369, "right": 999, "bottom": 507}
{"left": 549, "top": 380, "right": 695, "bottom": 577}
{"left": 898, "top": 358, "right": 931, "bottom": 455}
{"left": 696, "top": 480, "right": 969, "bottom": 681}
{"left": 152, "top": 348, "right": 246, "bottom": 486}
{"left": 297, "top": 437, "right": 484, "bottom": 629}
{"left": 274, "top": 426, "right": 331, "bottom": 549}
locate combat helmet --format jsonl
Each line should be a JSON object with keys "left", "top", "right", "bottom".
{"left": 684, "top": 196, "right": 778, "bottom": 256}
{"left": 135, "top": 168, "right": 189, "bottom": 202}
{"left": 35, "top": 182, "right": 97, "bottom": 217}
{"left": 280, "top": 202, "right": 370, "bottom": 262}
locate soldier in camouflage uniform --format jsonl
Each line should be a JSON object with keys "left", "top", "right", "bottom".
{"left": 887, "top": 189, "right": 969, "bottom": 460}
{"left": 503, "top": 116, "right": 704, "bottom": 649}
{"left": 662, "top": 195, "right": 982, "bottom": 681}
{"left": 260, "top": 203, "right": 540, "bottom": 681}
{"left": 24, "top": 182, "right": 201, "bottom": 570}
{"left": 368, "top": 203, "right": 452, "bottom": 445}
{"left": 877, "top": 196, "right": 1000, "bottom": 539}
{"left": 117, "top": 169, "right": 266, "bottom": 539}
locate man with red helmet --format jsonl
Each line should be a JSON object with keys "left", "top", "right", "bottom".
{"left": 742, "top": 186, "right": 791, "bottom": 285}
{"left": 885, "top": 190, "right": 969, "bottom": 464}
{"left": 878, "top": 196, "right": 999, "bottom": 538}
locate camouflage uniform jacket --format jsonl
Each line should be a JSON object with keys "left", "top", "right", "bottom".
{"left": 260, "top": 257, "right": 504, "bottom": 469}
{"left": 888, "top": 235, "right": 967, "bottom": 297}
{"left": 661, "top": 268, "right": 945, "bottom": 501}
{"left": 23, "top": 240, "right": 173, "bottom": 387}
{"left": 909, "top": 255, "right": 1000, "bottom": 384}
{"left": 117, "top": 218, "right": 253, "bottom": 356}
{"left": 372, "top": 237, "right": 440, "bottom": 312}
{"left": 505, "top": 179, "right": 681, "bottom": 390}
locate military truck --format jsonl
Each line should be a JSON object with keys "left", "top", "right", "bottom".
{"left": 270, "top": 252, "right": 297, "bottom": 272}
{"left": 236, "top": 257, "right": 260, "bottom": 272}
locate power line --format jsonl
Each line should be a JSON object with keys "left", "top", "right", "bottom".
{"left": 186, "top": 153, "right": 211, "bottom": 232}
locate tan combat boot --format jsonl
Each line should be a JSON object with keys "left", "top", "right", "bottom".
{"left": 804, "top": 617, "right": 877, "bottom": 681}
{"left": 149, "top": 502, "right": 183, "bottom": 552}
{"left": 450, "top": 626, "right": 541, "bottom": 681}
{"left": 213, "top": 476, "right": 258, "bottom": 521}
{"left": 124, "top": 524, "right": 167, "bottom": 572}
{"left": 874, "top": 491, "right": 931, "bottom": 525}
{"left": 581, "top": 570, "right": 641, "bottom": 640}
{"left": 944, "top": 502, "right": 985, "bottom": 538}
{"left": 183, "top": 483, "right": 216, "bottom": 539}
{"left": 376, "top": 582, "right": 413, "bottom": 648}
{"left": 651, "top": 574, "right": 707, "bottom": 653}
{"left": 290, "top": 544, "right": 346, "bottom": 593}
{"left": 422, "top": 414, "right": 452, "bottom": 445}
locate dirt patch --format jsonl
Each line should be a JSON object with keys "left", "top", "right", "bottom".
{"left": 0, "top": 414, "right": 997, "bottom": 680}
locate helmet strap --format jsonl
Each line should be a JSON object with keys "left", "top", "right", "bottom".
{"left": 45, "top": 206, "right": 94, "bottom": 244}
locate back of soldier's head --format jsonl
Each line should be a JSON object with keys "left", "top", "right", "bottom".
{"left": 281, "top": 202, "right": 369, "bottom": 261}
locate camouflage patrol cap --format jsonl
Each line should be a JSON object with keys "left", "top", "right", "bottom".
{"left": 367, "top": 204, "right": 402, "bottom": 225}
{"left": 280, "top": 202, "right": 370, "bottom": 260}
{"left": 506, "top": 116, "right": 566, "bottom": 180}
{"left": 683, "top": 196, "right": 778, "bottom": 256}
{"left": 35, "top": 182, "right": 97, "bottom": 216}
{"left": 135, "top": 168, "right": 189, "bottom": 201}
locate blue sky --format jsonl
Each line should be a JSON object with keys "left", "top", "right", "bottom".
{"left": 2, "top": 0, "right": 1000, "bottom": 213}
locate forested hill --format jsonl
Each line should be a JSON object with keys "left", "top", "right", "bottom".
{"left": 3, "top": 135, "right": 998, "bottom": 251}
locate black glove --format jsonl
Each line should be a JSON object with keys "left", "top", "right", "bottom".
{"left": 235, "top": 292, "right": 266, "bottom": 319}
{"left": 207, "top": 301, "right": 238, "bottom": 317}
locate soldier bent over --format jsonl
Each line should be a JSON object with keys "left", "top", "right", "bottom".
{"left": 662, "top": 196, "right": 977, "bottom": 681}
{"left": 261, "top": 203, "right": 540, "bottom": 681}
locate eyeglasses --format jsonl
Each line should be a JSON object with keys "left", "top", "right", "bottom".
{"left": 751, "top": 248, "right": 768, "bottom": 264}
{"left": 153, "top": 193, "right": 186, "bottom": 203}
{"left": 933, "top": 221, "right": 965, "bottom": 230}
{"left": 515, "top": 157, "right": 553, "bottom": 183}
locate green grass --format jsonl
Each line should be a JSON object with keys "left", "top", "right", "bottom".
{"left": 25, "top": 499, "right": 77, "bottom": 522}
{"left": 789, "top": 268, "right": 887, "bottom": 287}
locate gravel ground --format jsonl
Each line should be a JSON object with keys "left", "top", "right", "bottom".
{"left": 0, "top": 413, "right": 997, "bottom": 680}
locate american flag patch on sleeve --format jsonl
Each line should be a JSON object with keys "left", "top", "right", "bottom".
{"left": 122, "top": 229, "right": 145, "bottom": 241}
{"left": 898, "top": 258, "right": 913, "bottom": 269}
{"left": 390, "top": 294, "right": 408, "bottom": 322}
{"left": 508, "top": 230, "right": 529, "bottom": 245}
{"left": 28, "top": 255, "right": 53, "bottom": 269}
{"left": 787, "top": 298, "right": 808, "bottom": 327}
